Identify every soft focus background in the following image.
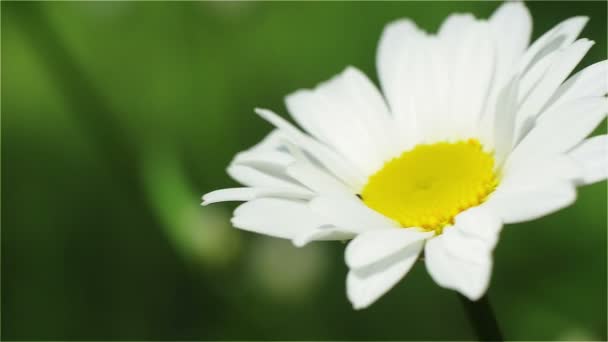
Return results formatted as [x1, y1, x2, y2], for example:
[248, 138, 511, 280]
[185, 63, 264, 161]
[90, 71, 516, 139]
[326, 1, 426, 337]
[2, 1, 606, 340]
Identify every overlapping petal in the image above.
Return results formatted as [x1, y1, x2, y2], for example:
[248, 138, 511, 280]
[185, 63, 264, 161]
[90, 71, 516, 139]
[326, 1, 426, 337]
[425, 207, 501, 300]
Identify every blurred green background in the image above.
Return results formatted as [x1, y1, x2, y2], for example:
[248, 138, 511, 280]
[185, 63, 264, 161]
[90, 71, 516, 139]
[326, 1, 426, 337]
[1, 1, 606, 340]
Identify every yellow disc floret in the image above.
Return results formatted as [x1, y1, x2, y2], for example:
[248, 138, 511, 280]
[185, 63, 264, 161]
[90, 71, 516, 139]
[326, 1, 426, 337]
[361, 139, 498, 233]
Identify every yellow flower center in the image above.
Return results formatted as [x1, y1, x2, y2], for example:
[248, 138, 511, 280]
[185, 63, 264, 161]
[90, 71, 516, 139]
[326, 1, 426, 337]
[361, 139, 498, 233]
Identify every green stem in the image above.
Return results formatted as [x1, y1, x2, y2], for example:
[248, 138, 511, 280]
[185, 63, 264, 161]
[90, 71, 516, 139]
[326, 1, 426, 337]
[458, 294, 503, 341]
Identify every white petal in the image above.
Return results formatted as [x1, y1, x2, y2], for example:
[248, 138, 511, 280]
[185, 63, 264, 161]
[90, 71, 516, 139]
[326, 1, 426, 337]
[347, 240, 424, 309]
[484, 181, 577, 224]
[286, 160, 351, 195]
[425, 206, 500, 300]
[309, 194, 398, 233]
[201, 187, 310, 205]
[285, 67, 397, 176]
[502, 154, 582, 189]
[518, 16, 588, 74]
[229, 130, 297, 182]
[568, 135, 608, 185]
[543, 60, 608, 113]
[238, 129, 288, 154]
[227, 164, 308, 194]
[411, 37, 450, 142]
[345, 228, 433, 269]
[438, 13, 476, 39]
[376, 19, 427, 147]
[203, 188, 257, 205]
[425, 234, 492, 301]
[516, 39, 595, 134]
[518, 51, 558, 104]
[492, 76, 521, 164]
[489, 2, 532, 78]
[483, 3, 531, 124]
[511, 97, 608, 161]
[292, 227, 354, 248]
[255, 108, 367, 189]
[454, 206, 502, 250]
[440, 19, 495, 140]
[233, 150, 294, 170]
[231, 198, 325, 240]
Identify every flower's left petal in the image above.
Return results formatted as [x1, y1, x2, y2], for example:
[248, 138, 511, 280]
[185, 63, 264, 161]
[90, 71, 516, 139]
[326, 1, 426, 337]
[255, 108, 367, 189]
[347, 240, 424, 309]
[203, 188, 257, 205]
[309, 194, 398, 233]
[484, 181, 577, 224]
[286, 160, 352, 195]
[202, 187, 311, 206]
[425, 207, 499, 300]
[227, 164, 308, 193]
[292, 227, 354, 248]
[231, 198, 324, 240]
[345, 228, 433, 269]
[568, 135, 608, 185]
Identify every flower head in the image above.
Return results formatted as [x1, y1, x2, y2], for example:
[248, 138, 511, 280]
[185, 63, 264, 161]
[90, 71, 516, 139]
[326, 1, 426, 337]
[203, 2, 608, 309]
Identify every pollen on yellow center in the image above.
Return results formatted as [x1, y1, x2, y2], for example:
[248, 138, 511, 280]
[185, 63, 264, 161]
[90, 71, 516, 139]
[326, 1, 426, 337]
[361, 139, 498, 233]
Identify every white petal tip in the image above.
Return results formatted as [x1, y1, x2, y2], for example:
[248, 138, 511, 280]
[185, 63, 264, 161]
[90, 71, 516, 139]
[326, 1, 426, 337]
[459, 289, 486, 302]
[351, 302, 369, 310]
[229, 216, 242, 227]
[254, 107, 271, 117]
[291, 238, 308, 248]
[201, 195, 212, 206]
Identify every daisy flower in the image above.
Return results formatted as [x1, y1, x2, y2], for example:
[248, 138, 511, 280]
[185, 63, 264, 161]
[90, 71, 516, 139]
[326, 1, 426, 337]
[203, 2, 607, 309]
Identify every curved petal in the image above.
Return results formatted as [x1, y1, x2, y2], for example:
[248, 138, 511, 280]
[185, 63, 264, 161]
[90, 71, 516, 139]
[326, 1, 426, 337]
[425, 236, 492, 301]
[518, 16, 588, 74]
[347, 240, 424, 309]
[425, 207, 501, 300]
[568, 135, 608, 185]
[454, 206, 502, 249]
[202, 187, 310, 205]
[345, 228, 433, 269]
